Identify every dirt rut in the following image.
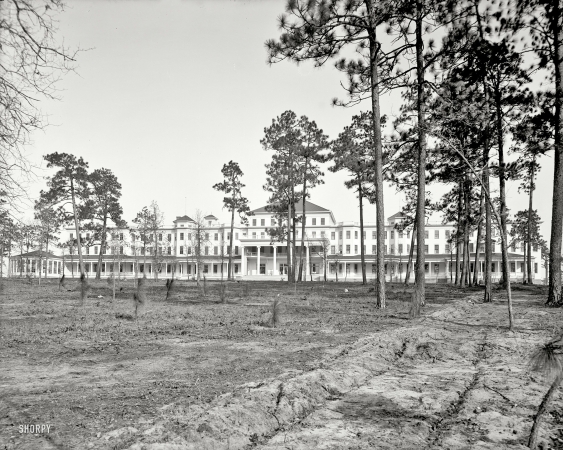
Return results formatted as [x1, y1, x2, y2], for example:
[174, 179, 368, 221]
[112, 296, 562, 450]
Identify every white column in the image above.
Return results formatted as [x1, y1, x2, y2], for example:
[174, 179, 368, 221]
[273, 246, 277, 275]
[257, 246, 261, 275]
[241, 245, 246, 276]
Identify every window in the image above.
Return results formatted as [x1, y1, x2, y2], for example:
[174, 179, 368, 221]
[158, 234, 162, 241]
[203, 265, 209, 274]
[425, 230, 429, 239]
[321, 218, 325, 225]
[424, 245, 429, 253]
[533, 244, 538, 252]
[180, 246, 184, 254]
[252, 232, 256, 238]
[445, 244, 450, 253]
[252, 219, 256, 226]
[390, 245, 394, 254]
[354, 245, 358, 253]
[399, 231, 403, 238]
[346, 231, 351, 239]
[321, 231, 325, 238]
[535, 263, 538, 273]
[435, 230, 439, 239]
[446, 230, 450, 238]
[86, 247, 90, 255]
[346, 245, 350, 254]
[94, 246, 98, 255]
[188, 247, 192, 255]
[435, 244, 439, 254]
[511, 243, 516, 252]
[384, 245, 387, 253]
[120, 246, 124, 255]
[469, 243, 474, 252]
[180, 233, 184, 240]
[425, 263, 429, 273]
[214, 246, 218, 255]
[510, 262, 516, 272]
[312, 218, 317, 225]
[385, 231, 388, 239]
[261, 232, 265, 239]
[391, 230, 395, 239]
[492, 243, 496, 253]
[70, 233, 74, 239]
[312, 231, 316, 238]
[372, 231, 376, 239]
[167, 233, 171, 241]
[339, 231, 343, 239]
[205, 233, 209, 240]
[372, 245, 376, 254]
[331, 245, 335, 254]
[214, 233, 218, 241]
[355, 231, 358, 239]
[188, 233, 192, 240]
[271, 219, 275, 226]
[338, 245, 343, 254]
[235, 246, 239, 255]
[167, 247, 171, 255]
[331, 232, 335, 240]
[205, 247, 209, 255]
[213, 264, 218, 274]
[398, 244, 403, 253]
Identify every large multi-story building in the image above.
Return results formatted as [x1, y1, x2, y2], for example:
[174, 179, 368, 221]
[8, 200, 547, 283]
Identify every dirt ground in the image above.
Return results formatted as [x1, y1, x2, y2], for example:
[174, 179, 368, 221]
[1, 278, 562, 449]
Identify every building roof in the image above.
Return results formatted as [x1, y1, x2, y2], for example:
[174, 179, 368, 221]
[204, 215, 218, 220]
[388, 211, 409, 220]
[14, 250, 60, 259]
[251, 199, 329, 214]
[173, 215, 194, 223]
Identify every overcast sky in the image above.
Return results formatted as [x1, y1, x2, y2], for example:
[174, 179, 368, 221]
[25, 0, 554, 240]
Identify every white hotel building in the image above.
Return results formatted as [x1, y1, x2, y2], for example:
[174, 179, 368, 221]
[9, 200, 546, 283]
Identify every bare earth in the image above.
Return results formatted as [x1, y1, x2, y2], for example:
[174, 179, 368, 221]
[1, 279, 562, 449]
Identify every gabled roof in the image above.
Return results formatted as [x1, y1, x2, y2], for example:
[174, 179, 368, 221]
[173, 215, 194, 223]
[251, 200, 329, 214]
[204, 214, 218, 220]
[388, 211, 409, 220]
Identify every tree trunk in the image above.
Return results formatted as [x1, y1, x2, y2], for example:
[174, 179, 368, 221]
[96, 216, 107, 280]
[548, 14, 563, 305]
[473, 186, 484, 285]
[405, 221, 416, 285]
[287, 203, 292, 282]
[528, 160, 535, 284]
[528, 372, 563, 450]
[412, 1, 426, 316]
[463, 174, 471, 287]
[455, 180, 463, 285]
[523, 243, 527, 283]
[229, 208, 234, 280]
[70, 178, 85, 282]
[367, 0, 386, 308]
[299, 160, 308, 282]
[495, 84, 509, 289]
[359, 180, 367, 285]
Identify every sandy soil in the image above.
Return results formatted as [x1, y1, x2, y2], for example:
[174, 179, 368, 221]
[1, 279, 562, 450]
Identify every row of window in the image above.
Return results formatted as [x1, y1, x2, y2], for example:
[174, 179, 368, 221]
[251, 218, 327, 227]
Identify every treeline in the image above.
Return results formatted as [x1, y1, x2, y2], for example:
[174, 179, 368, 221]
[263, 0, 562, 325]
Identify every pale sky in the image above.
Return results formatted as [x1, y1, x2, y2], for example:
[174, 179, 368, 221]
[24, 0, 554, 240]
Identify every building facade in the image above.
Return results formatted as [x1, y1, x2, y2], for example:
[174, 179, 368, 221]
[8, 200, 547, 283]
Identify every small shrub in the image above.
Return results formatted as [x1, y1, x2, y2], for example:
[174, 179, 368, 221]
[219, 283, 227, 303]
[80, 273, 90, 305]
[271, 298, 282, 328]
[203, 276, 207, 296]
[59, 274, 66, 291]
